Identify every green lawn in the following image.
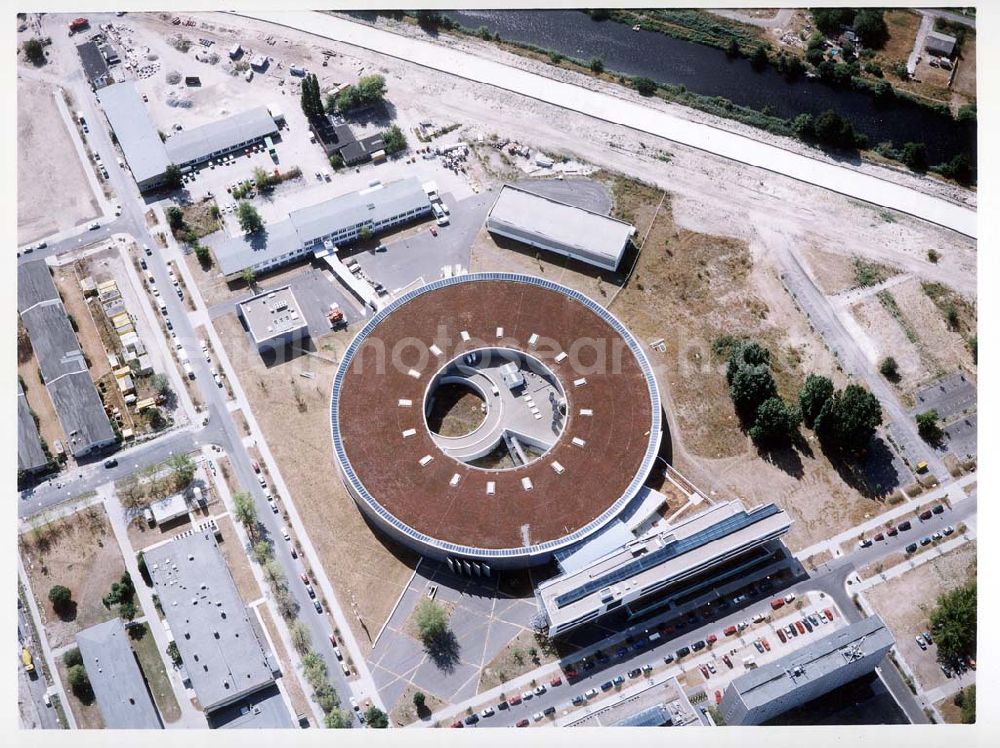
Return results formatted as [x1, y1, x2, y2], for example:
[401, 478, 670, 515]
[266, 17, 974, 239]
[128, 623, 181, 723]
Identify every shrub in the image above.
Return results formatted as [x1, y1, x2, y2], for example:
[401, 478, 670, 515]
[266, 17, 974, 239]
[364, 705, 388, 728]
[24, 38, 45, 64]
[48, 585, 72, 613]
[63, 648, 83, 668]
[67, 664, 93, 701]
[165, 206, 185, 231]
[413, 691, 426, 709]
[414, 599, 449, 644]
[749, 44, 769, 70]
[900, 142, 928, 172]
[916, 410, 943, 443]
[927, 249, 940, 263]
[879, 356, 900, 382]
[381, 124, 408, 155]
[632, 77, 657, 96]
[589, 56, 604, 73]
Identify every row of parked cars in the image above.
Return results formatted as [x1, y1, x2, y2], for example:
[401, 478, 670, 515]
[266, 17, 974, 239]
[452, 678, 564, 727]
[858, 504, 951, 550]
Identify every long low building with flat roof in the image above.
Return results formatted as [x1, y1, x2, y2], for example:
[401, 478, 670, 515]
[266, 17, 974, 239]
[17, 261, 116, 458]
[212, 177, 432, 278]
[486, 184, 636, 271]
[535, 500, 792, 637]
[99, 81, 278, 191]
[720, 614, 895, 725]
[144, 530, 279, 715]
[18, 380, 48, 475]
[75, 619, 162, 729]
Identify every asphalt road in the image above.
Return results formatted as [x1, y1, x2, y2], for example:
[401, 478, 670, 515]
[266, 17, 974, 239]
[23, 47, 359, 725]
[18, 606, 60, 730]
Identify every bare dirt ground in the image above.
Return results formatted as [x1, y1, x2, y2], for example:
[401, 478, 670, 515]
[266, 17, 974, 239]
[802, 248, 867, 296]
[952, 35, 976, 104]
[935, 693, 966, 724]
[212, 311, 418, 653]
[255, 603, 312, 721]
[389, 683, 446, 726]
[851, 295, 929, 392]
[20, 504, 127, 649]
[17, 78, 98, 245]
[215, 514, 262, 605]
[864, 540, 976, 692]
[895, 279, 976, 376]
[477, 628, 560, 694]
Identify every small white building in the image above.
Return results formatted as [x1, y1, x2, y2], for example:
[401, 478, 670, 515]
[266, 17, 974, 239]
[237, 286, 310, 353]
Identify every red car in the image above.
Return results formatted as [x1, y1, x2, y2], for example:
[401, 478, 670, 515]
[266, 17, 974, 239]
[722, 654, 733, 669]
[549, 676, 562, 687]
[715, 690, 722, 705]
[508, 695, 522, 707]
[700, 665, 710, 678]
[329, 633, 337, 647]
[706, 634, 718, 644]
[824, 608, 835, 621]
[252, 461, 261, 473]
[776, 629, 787, 643]
[761, 638, 771, 652]
[874, 532, 884, 541]
[516, 719, 529, 727]
[795, 621, 806, 635]
[451, 721, 463, 728]
[919, 510, 933, 521]
[887, 527, 899, 537]
[300, 573, 309, 585]
[770, 598, 785, 610]
[430, 227, 438, 236]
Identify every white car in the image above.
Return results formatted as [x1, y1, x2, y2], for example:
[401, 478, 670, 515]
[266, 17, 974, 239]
[89, 221, 100, 230]
[521, 690, 533, 701]
[334, 646, 343, 660]
[784, 593, 796, 604]
[584, 688, 599, 699]
[267, 499, 278, 514]
[349, 696, 359, 711]
[280, 526, 290, 541]
[532, 711, 544, 722]
[479, 706, 494, 718]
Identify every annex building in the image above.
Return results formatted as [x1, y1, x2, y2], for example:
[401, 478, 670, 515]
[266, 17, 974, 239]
[486, 184, 636, 271]
[237, 286, 309, 352]
[719, 614, 895, 725]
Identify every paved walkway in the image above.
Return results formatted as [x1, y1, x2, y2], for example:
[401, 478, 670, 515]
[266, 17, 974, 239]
[234, 10, 975, 237]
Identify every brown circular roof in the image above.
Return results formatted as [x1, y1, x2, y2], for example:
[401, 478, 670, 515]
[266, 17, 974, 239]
[331, 274, 660, 560]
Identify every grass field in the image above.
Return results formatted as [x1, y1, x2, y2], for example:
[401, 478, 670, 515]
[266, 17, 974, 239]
[128, 623, 181, 723]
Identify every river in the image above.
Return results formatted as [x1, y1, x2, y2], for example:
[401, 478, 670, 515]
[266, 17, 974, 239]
[443, 9, 975, 166]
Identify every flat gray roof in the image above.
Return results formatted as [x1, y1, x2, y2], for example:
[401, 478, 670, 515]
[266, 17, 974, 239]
[487, 184, 635, 268]
[164, 106, 278, 166]
[206, 684, 294, 729]
[211, 216, 302, 277]
[99, 82, 171, 185]
[77, 41, 110, 84]
[17, 262, 115, 456]
[289, 177, 429, 242]
[730, 615, 894, 709]
[17, 380, 48, 473]
[538, 501, 791, 630]
[75, 620, 162, 729]
[144, 530, 275, 712]
[237, 286, 308, 344]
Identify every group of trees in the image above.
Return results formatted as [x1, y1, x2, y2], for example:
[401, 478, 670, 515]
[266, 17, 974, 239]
[792, 109, 868, 151]
[725, 341, 800, 447]
[299, 73, 324, 121]
[102, 571, 138, 621]
[163, 164, 184, 190]
[811, 8, 888, 49]
[381, 124, 408, 155]
[63, 648, 94, 703]
[930, 580, 976, 669]
[802, 376, 883, 451]
[334, 74, 387, 113]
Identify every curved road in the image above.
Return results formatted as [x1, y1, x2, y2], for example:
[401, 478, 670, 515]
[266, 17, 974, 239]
[233, 10, 975, 238]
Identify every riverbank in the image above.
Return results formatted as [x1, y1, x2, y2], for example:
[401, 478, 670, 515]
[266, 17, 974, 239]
[353, 12, 974, 210]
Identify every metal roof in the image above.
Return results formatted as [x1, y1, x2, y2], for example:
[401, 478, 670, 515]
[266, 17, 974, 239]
[614, 703, 672, 727]
[289, 177, 429, 241]
[210, 215, 303, 277]
[145, 530, 276, 712]
[486, 184, 635, 270]
[164, 106, 278, 166]
[17, 380, 48, 473]
[17, 262, 115, 456]
[75, 620, 162, 729]
[99, 82, 172, 185]
[729, 615, 894, 709]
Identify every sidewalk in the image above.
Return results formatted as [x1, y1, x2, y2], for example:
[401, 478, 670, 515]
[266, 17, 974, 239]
[853, 531, 976, 593]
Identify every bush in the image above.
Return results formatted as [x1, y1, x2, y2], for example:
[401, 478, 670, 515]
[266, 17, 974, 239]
[364, 706, 388, 728]
[725, 341, 776, 419]
[324, 708, 353, 728]
[67, 664, 93, 701]
[24, 38, 45, 64]
[589, 56, 604, 73]
[167, 641, 182, 665]
[194, 244, 212, 268]
[900, 142, 928, 172]
[314, 682, 340, 714]
[63, 648, 83, 668]
[413, 691, 426, 709]
[927, 248, 940, 263]
[336, 74, 387, 112]
[329, 153, 344, 170]
[749, 44, 769, 70]
[892, 62, 909, 80]
[916, 410, 943, 443]
[165, 206, 185, 231]
[878, 356, 900, 382]
[954, 686, 976, 724]
[956, 103, 976, 124]
[414, 599, 449, 644]
[931, 153, 974, 186]
[749, 397, 801, 446]
[632, 77, 657, 96]
[48, 585, 72, 613]
[864, 61, 883, 77]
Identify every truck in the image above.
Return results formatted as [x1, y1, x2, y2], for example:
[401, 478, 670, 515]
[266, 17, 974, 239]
[183, 362, 194, 379]
[770, 598, 785, 610]
[289, 65, 306, 77]
[21, 647, 34, 673]
[69, 17, 90, 34]
[327, 303, 345, 329]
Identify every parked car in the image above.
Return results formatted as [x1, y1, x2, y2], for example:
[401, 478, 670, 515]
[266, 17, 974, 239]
[915, 634, 927, 650]
[268, 499, 278, 514]
[722, 654, 733, 668]
[515, 719, 529, 728]
[549, 676, 562, 687]
[887, 526, 898, 537]
[103, 458, 118, 469]
[89, 221, 100, 230]
[802, 618, 813, 633]
[919, 510, 933, 521]
[464, 714, 479, 725]
[543, 706, 556, 716]
[613, 674, 625, 685]
[691, 640, 706, 652]
[601, 681, 613, 691]
[533, 685, 546, 696]
[507, 695, 521, 707]
[874, 533, 884, 542]
[920, 536, 932, 546]
[858, 538, 872, 549]
[932, 504, 945, 514]
[563, 667, 578, 680]
[699, 665, 710, 679]
[706, 661, 716, 674]
[313, 600, 322, 613]
[480, 706, 495, 718]
[675, 646, 690, 659]
[761, 638, 771, 652]
[706, 633, 718, 644]
[497, 700, 510, 710]
[753, 641, 764, 654]
[795, 621, 805, 635]
[906, 542, 918, 553]
[784, 593, 796, 604]
[776, 629, 787, 643]
[520, 691, 533, 701]
[628, 668, 642, 679]
[923, 631, 933, 644]
[571, 695, 584, 706]
[450, 720, 463, 728]
[943, 525, 955, 536]
[584, 688, 599, 699]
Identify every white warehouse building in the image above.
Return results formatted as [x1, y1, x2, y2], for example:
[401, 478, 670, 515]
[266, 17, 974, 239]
[485, 184, 636, 271]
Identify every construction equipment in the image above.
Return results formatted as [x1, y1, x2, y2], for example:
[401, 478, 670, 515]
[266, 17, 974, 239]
[21, 647, 35, 673]
[327, 303, 345, 329]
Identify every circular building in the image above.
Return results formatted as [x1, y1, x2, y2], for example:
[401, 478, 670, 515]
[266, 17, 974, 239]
[330, 273, 661, 569]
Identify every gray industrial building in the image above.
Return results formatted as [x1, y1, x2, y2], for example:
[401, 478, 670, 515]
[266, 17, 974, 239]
[237, 286, 310, 352]
[17, 380, 48, 474]
[925, 30, 958, 57]
[99, 81, 279, 191]
[77, 41, 111, 88]
[535, 500, 792, 637]
[17, 261, 116, 458]
[212, 177, 432, 278]
[143, 530, 286, 720]
[719, 615, 895, 725]
[75, 619, 163, 729]
[486, 184, 636, 271]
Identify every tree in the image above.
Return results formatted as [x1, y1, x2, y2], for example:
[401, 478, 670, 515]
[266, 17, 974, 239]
[956, 103, 976, 124]
[329, 152, 344, 170]
[194, 243, 212, 268]
[413, 691, 426, 709]
[48, 585, 73, 614]
[873, 79, 895, 105]
[336, 74, 387, 112]
[726, 341, 776, 419]
[792, 113, 815, 140]
[364, 705, 388, 728]
[930, 581, 976, 667]
[805, 47, 825, 67]
[290, 621, 312, 655]
[63, 648, 83, 668]
[785, 55, 806, 79]
[314, 682, 340, 713]
[415, 10, 443, 28]
[233, 491, 258, 535]
[252, 540, 271, 565]
[301, 651, 327, 688]
[167, 453, 195, 489]
[725, 37, 740, 57]
[67, 664, 93, 701]
[324, 708, 353, 728]
[726, 341, 770, 382]
[24, 38, 45, 65]
[358, 226, 373, 242]
[811, 9, 855, 36]
[414, 599, 449, 644]
[749, 44, 769, 70]
[103, 571, 137, 620]
[167, 641, 182, 665]
[163, 164, 184, 190]
[241, 267, 256, 288]
[814, 384, 883, 451]
[589, 56, 604, 73]
[954, 686, 976, 724]
[879, 356, 900, 382]
[151, 373, 170, 395]
[237, 201, 263, 234]
[749, 398, 801, 446]
[300, 74, 323, 120]
[916, 410, 943, 443]
[932, 153, 974, 186]
[252, 166, 273, 191]
[165, 206, 185, 231]
[632, 77, 657, 96]
[853, 9, 889, 49]
[381, 124, 408, 154]
[900, 142, 928, 172]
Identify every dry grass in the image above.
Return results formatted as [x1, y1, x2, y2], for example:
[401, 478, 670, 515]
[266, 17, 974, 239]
[851, 296, 929, 392]
[256, 603, 313, 722]
[178, 199, 222, 239]
[935, 694, 964, 724]
[952, 34, 976, 102]
[20, 504, 127, 649]
[427, 384, 486, 437]
[879, 10, 922, 66]
[18, 354, 65, 461]
[56, 658, 104, 729]
[477, 629, 558, 693]
[128, 622, 181, 723]
[214, 514, 262, 604]
[864, 540, 976, 691]
[212, 311, 418, 654]
[802, 248, 861, 295]
[389, 684, 447, 726]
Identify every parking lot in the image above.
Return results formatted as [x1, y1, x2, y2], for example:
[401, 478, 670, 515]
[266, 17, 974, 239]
[909, 372, 977, 460]
[513, 177, 612, 215]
